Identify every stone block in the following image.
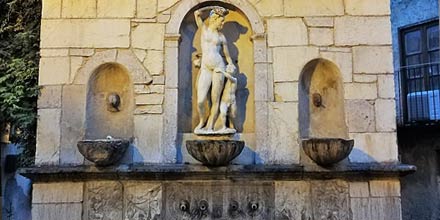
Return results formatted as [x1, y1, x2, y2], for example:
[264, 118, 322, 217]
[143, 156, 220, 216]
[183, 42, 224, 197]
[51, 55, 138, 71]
[275, 181, 311, 219]
[274, 82, 298, 102]
[164, 46, 178, 88]
[267, 102, 300, 164]
[267, 18, 308, 47]
[161, 88, 178, 163]
[254, 63, 270, 101]
[116, 50, 153, 84]
[60, 85, 86, 165]
[134, 105, 163, 114]
[378, 75, 395, 98]
[132, 23, 165, 50]
[124, 182, 162, 219]
[157, 0, 179, 12]
[62, 0, 96, 18]
[370, 197, 402, 220]
[97, 0, 135, 18]
[370, 180, 401, 197]
[39, 57, 70, 85]
[353, 46, 393, 73]
[249, 0, 283, 17]
[149, 85, 165, 94]
[144, 50, 164, 75]
[133, 49, 147, 62]
[135, 94, 164, 105]
[38, 86, 62, 108]
[351, 198, 371, 220]
[345, 99, 375, 132]
[157, 13, 171, 23]
[69, 48, 95, 56]
[335, 17, 392, 46]
[349, 182, 370, 198]
[73, 49, 117, 84]
[284, 0, 344, 16]
[33, 182, 84, 203]
[304, 17, 334, 27]
[133, 115, 163, 163]
[310, 180, 350, 219]
[41, 19, 130, 48]
[153, 75, 165, 85]
[273, 47, 319, 82]
[353, 74, 377, 83]
[320, 51, 352, 82]
[375, 99, 396, 132]
[70, 57, 84, 84]
[344, 0, 390, 15]
[32, 203, 82, 220]
[349, 132, 398, 162]
[309, 28, 333, 46]
[40, 49, 69, 57]
[42, 0, 61, 18]
[344, 83, 377, 100]
[36, 109, 61, 165]
[84, 181, 123, 220]
[137, 0, 157, 18]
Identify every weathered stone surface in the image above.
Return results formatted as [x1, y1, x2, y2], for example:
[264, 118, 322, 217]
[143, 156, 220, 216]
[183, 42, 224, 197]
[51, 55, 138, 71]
[137, 0, 157, 18]
[39, 57, 70, 85]
[133, 114, 163, 163]
[124, 182, 162, 220]
[60, 85, 86, 165]
[249, 0, 283, 17]
[153, 75, 165, 85]
[36, 109, 61, 165]
[304, 17, 334, 27]
[38, 86, 62, 108]
[309, 28, 333, 46]
[275, 181, 311, 220]
[74, 49, 117, 84]
[335, 17, 392, 46]
[273, 47, 319, 82]
[157, 0, 179, 12]
[132, 23, 164, 50]
[320, 51, 352, 82]
[33, 203, 82, 220]
[157, 13, 171, 23]
[164, 46, 178, 88]
[353, 74, 377, 83]
[42, 0, 61, 18]
[370, 180, 401, 197]
[353, 46, 393, 73]
[349, 132, 398, 162]
[116, 49, 153, 84]
[70, 57, 84, 83]
[344, 0, 390, 15]
[97, 0, 135, 18]
[70, 48, 95, 56]
[136, 94, 164, 105]
[310, 180, 350, 219]
[284, 0, 344, 16]
[345, 99, 375, 132]
[349, 182, 370, 198]
[344, 83, 377, 100]
[33, 182, 83, 203]
[274, 82, 298, 102]
[378, 75, 395, 98]
[351, 198, 371, 220]
[62, 0, 96, 18]
[371, 197, 402, 220]
[84, 181, 123, 220]
[144, 50, 164, 75]
[267, 18, 308, 47]
[267, 102, 300, 164]
[149, 85, 165, 94]
[133, 49, 147, 62]
[375, 99, 396, 132]
[134, 105, 163, 114]
[40, 49, 69, 57]
[41, 20, 130, 48]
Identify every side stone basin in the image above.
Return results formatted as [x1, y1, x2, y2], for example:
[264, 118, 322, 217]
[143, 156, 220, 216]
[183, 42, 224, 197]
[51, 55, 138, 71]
[186, 140, 245, 166]
[302, 138, 354, 166]
[77, 139, 129, 166]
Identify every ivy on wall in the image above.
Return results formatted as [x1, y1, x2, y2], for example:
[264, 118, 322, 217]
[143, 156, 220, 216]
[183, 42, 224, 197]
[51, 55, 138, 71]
[0, 0, 41, 166]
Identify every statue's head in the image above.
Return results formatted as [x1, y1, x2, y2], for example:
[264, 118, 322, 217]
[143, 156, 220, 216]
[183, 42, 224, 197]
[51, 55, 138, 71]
[208, 7, 229, 30]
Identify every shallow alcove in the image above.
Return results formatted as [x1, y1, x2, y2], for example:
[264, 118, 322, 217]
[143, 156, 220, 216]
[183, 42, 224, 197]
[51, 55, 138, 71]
[85, 62, 134, 139]
[177, 2, 255, 134]
[299, 58, 348, 139]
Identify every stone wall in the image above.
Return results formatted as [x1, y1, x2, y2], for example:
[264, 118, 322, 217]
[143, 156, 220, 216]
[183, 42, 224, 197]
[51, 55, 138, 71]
[36, 0, 398, 166]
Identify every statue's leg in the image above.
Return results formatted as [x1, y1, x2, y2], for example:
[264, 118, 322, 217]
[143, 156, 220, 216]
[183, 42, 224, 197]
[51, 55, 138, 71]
[219, 101, 228, 130]
[195, 68, 212, 130]
[228, 98, 237, 129]
[206, 71, 225, 131]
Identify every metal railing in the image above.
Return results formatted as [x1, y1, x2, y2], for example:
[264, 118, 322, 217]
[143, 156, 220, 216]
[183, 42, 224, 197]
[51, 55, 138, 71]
[397, 62, 440, 126]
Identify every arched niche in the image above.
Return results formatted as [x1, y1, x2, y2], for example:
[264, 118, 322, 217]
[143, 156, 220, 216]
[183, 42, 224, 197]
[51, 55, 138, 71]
[299, 59, 348, 139]
[177, 2, 254, 133]
[85, 62, 134, 139]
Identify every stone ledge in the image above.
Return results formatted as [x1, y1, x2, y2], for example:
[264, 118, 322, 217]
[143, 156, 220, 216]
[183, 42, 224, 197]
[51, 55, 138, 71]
[20, 163, 416, 182]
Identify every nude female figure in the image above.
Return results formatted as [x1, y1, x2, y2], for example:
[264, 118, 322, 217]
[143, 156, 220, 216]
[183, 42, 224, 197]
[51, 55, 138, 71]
[194, 6, 236, 134]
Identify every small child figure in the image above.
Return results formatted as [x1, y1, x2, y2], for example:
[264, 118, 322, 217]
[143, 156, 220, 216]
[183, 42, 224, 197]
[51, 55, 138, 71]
[214, 64, 237, 134]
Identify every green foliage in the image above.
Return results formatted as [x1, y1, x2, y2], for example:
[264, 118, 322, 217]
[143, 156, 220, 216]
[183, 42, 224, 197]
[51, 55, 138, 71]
[0, 0, 41, 166]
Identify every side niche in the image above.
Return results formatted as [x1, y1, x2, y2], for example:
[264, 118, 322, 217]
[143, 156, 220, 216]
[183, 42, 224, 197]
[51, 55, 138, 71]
[85, 62, 134, 139]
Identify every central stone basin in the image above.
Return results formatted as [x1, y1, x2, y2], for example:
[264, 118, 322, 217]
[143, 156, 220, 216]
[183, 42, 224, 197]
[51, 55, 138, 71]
[186, 140, 245, 166]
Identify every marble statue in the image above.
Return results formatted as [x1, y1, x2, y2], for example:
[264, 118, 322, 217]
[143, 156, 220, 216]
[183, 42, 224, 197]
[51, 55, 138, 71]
[193, 6, 238, 135]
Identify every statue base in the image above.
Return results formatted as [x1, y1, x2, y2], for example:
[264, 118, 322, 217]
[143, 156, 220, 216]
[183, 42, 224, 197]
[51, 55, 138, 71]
[194, 127, 237, 135]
